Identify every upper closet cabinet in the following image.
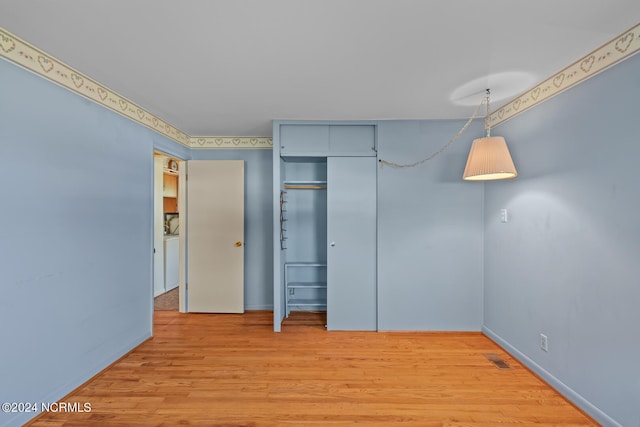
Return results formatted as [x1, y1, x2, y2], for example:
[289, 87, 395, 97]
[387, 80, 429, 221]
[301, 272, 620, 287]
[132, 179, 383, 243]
[328, 125, 376, 155]
[280, 124, 376, 157]
[280, 125, 329, 156]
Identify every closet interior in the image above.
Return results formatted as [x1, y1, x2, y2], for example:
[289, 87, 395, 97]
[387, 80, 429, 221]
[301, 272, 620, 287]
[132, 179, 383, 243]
[280, 158, 328, 317]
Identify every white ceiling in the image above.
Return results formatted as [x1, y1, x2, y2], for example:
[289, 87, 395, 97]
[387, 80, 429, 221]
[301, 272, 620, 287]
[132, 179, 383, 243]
[1, 1, 639, 137]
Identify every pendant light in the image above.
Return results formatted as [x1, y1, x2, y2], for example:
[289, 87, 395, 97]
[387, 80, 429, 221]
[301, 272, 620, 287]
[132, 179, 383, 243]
[463, 89, 517, 181]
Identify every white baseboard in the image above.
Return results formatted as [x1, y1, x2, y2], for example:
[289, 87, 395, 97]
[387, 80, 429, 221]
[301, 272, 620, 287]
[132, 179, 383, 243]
[3, 333, 151, 427]
[482, 325, 620, 427]
[244, 304, 273, 311]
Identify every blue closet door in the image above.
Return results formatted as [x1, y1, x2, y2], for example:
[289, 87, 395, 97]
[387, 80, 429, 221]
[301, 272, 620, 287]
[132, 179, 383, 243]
[327, 157, 377, 330]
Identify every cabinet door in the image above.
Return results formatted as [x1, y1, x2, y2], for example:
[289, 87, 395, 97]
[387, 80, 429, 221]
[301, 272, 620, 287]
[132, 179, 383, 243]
[279, 124, 376, 157]
[280, 125, 329, 156]
[163, 173, 178, 197]
[327, 157, 377, 330]
[329, 125, 376, 156]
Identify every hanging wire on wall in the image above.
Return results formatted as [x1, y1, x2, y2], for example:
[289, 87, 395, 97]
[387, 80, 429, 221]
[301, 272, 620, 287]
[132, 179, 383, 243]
[378, 94, 488, 169]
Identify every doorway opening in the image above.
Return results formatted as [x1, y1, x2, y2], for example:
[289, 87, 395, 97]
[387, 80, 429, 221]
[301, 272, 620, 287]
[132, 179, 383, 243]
[153, 151, 182, 311]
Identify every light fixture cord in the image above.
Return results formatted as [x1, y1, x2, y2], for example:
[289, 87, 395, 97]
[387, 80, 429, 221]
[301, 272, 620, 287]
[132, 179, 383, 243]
[485, 88, 491, 137]
[379, 96, 488, 169]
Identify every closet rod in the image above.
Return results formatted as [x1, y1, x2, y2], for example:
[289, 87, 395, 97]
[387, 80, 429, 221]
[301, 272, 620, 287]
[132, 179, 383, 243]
[283, 185, 327, 190]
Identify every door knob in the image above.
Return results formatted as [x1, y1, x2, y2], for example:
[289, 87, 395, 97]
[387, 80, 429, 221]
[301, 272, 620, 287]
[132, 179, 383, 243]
[330, 241, 335, 247]
[235, 241, 242, 247]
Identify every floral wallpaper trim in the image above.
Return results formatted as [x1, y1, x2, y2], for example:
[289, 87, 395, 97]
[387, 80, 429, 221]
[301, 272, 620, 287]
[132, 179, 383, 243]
[188, 137, 273, 149]
[488, 22, 640, 128]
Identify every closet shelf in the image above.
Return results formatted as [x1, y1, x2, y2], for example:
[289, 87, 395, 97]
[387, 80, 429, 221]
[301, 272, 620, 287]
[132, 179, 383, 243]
[288, 299, 327, 307]
[285, 262, 327, 267]
[287, 281, 327, 289]
[283, 180, 327, 190]
[284, 263, 327, 317]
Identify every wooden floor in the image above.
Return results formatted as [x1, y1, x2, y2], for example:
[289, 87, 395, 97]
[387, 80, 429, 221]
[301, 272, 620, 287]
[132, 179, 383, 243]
[28, 311, 598, 427]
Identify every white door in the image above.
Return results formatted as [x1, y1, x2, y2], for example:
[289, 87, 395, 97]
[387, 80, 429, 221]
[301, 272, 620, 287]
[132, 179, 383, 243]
[186, 160, 244, 313]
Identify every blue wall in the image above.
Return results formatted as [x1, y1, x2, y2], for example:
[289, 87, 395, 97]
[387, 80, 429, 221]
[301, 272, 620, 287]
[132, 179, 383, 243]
[377, 120, 485, 330]
[482, 53, 640, 426]
[3, 35, 637, 426]
[0, 58, 186, 427]
[190, 149, 273, 309]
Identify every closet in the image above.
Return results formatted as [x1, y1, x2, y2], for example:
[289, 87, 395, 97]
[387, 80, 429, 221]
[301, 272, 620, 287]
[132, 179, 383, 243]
[274, 122, 377, 331]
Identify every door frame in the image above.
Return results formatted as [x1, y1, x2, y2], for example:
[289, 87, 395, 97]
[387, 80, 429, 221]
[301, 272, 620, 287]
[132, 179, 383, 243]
[152, 150, 187, 317]
[178, 160, 187, 312]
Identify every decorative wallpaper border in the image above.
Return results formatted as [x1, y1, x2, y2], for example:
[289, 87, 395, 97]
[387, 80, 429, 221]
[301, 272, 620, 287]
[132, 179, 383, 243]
[188, 136, 273, 149]
[489, 22, 640, 128]
[2, 22, 639, 145]
[0, 27, 194, 146]
[0, 26, 272, 149]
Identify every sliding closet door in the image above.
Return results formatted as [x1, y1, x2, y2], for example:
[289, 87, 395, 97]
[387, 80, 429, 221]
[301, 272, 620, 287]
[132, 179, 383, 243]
[327, 157, 377, 330]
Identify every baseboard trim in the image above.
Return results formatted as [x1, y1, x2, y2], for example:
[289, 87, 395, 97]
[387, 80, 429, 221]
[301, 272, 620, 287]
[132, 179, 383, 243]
[482, 325, 620, 427]
[245, 304, 273, 311]
[16, 333, 151, 427]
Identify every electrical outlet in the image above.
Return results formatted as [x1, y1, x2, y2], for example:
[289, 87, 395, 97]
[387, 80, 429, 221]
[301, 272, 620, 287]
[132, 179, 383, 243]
[540, 333, 548, 352]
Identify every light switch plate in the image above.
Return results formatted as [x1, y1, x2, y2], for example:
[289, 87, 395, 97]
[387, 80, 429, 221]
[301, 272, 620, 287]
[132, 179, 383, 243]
[500, 208, 508, 223]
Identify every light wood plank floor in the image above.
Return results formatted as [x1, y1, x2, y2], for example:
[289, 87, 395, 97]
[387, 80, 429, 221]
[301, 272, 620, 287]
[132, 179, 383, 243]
[28, 311, 598, 426]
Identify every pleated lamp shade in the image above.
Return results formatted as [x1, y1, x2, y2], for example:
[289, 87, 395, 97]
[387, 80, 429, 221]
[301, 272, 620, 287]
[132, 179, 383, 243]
[463, 136, 517, 181]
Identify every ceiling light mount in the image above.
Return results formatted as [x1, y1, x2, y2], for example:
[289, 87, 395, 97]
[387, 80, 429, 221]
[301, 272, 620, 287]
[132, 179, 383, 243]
[450, 71, 537, 107]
